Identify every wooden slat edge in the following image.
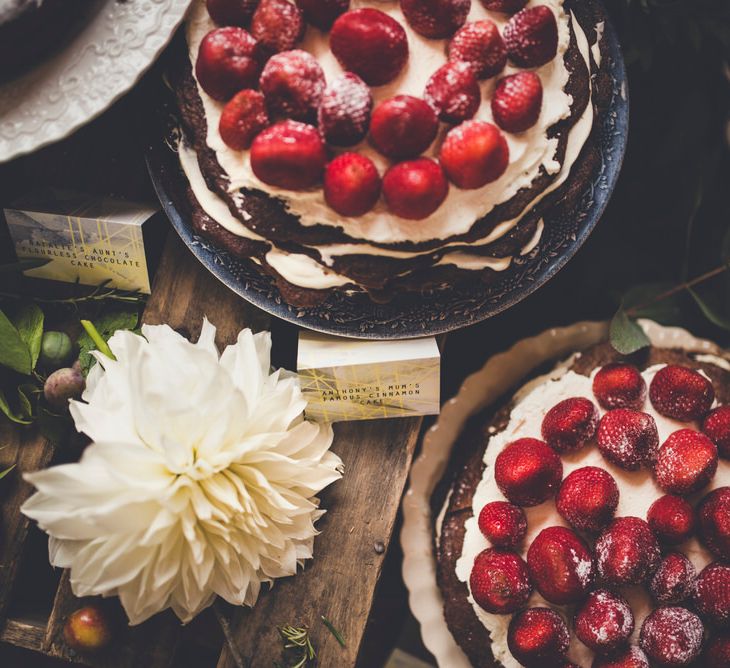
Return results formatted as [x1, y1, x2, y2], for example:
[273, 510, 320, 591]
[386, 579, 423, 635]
[1, 618, 45, 652]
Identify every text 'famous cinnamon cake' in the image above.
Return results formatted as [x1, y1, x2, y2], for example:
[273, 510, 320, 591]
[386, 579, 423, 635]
[435, 342, 730, 667]
[173, 0, 612, 306]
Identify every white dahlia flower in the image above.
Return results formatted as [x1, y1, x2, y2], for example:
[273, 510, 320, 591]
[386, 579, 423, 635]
[22, 320, 341, 625]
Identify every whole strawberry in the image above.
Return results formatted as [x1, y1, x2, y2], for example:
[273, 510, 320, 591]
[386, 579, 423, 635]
[251, 0, 304, 54]
[469, 548, 532, 614]
[370, 95, 439, 160]
[439, 120, 509, 189]
[574, 589, 634, 655]
[649, 364, 715, 421]
[556, 466, 618, 533]
[503, 6, 558, 68]
[597, 408, 659, 470]
[649, 552, 696, 605]
[507, 607, 570, 666]
[259, 50, 325, 121]
[296, 0, 348, 30]
[206, 0, 259, 27]
[703, 405, 730, 459]
[698, 487, 730, 560]
[330, 9, 409, 86]
[639, 607, 704, 666]
[448, 20, 506, 80]
[647, 494, 696, 544]
[324, 153, 381, 217]
[424, 61, 481, 124]
[318, 73, 373, 146]
[693, 562, 730, 627]
[195, 27, 262, 101]
[494, 437, 562, 507]
[595, 517, 660, 586]
[382, 158, 449, 220]
[250, 120, 327, 189]
[478, 500, 527, 548]
[541, 396, 598, 454]
[527, 526, 594, 604]
[401, 0, 470, 39]
[219, 90, 270, 150]
[492, 71, 543, 133]
[479, 0, 528, 14]
[654, 428, 718, 496]
[592, 647, 650, 668]
[593, 362, 647, 410]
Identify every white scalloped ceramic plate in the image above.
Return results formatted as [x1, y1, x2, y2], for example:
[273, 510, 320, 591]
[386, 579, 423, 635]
[0, 0, 192, 163]
[400, 320, 727, 667]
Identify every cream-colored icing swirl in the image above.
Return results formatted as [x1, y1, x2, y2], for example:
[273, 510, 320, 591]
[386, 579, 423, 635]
[180, 0, 597, 289]
[454, 363, 729, 668]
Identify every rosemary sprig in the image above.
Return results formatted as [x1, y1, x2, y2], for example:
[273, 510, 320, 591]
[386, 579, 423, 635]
[320, 616, 346, 648]
[277, 625, 316, 668]
[0, 282, 146, 307]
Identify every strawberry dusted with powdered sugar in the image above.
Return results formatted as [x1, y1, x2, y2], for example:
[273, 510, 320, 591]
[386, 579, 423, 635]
[593, 362, 647, 410]
[448, 20, 507, 80]
[574, 589, 634, 655]
[639, 607, 704, 667]
[507, 608, 570, 666]
[597, 408, 659, 470]
[424, 61, 481, 124]
[503, 5, 558, 68]
[697, 487, 730, 560]
[649, 552, 696, 605]
[318, 73, 373, 147]
[595, 517, 661, 586]
[478, 501, 527, 548]
[492, 71, 543, 133]
[296, 0, 348, 30]
[401, 0, 470, 39]
[541, 396, 598, 454]
[647, 494, 696, 544]
[494, 437, 562, 507]
[219, 90, 270, 150]
[206, 0, 259, 27]
[260, 50, 326, 121]
[654, 428, 718, 496]
[469, 548, 532, 614]
[370, 95, 439, 160]
[251, 0, 304, 55]
[649, 364, 715, 421]
[703, 405, 730, 459]
[556, 466, 618, 533]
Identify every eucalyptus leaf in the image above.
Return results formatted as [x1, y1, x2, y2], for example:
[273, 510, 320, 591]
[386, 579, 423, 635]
[0, 310, 31, 375]
[0, 258, 51, 274]
[0, 387, 32, 425]
[11, 303, 44, 370]
[689, 288, 730, 331]
[609, 308, 651, 355]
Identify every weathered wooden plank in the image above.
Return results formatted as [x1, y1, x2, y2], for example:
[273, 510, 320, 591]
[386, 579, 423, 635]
[217, 415, 424, 668]
[0, 422, 54, 619]
[0, 618, 45, 652]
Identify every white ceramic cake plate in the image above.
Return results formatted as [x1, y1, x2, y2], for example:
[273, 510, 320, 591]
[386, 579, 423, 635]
[0, 0, 193, 163]
[400, 320, 728, 667]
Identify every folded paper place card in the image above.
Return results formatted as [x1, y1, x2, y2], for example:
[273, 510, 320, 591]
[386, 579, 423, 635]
[4, 189, 161, 293]
[297, 332, 441, 422]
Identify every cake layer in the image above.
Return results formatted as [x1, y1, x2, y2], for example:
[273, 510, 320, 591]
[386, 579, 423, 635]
[173, 0, 609, 301]
[436, 343, 730, 668]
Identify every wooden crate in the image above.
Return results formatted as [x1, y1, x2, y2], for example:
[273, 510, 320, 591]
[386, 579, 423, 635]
[0, 234, 431, 667]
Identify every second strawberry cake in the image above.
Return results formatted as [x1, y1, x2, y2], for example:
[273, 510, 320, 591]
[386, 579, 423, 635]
[173, 0, 613, 305]
[436, 342, 730, 667]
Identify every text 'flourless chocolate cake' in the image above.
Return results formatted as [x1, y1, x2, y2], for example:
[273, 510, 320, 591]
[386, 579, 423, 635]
[173, 0, 612, 306]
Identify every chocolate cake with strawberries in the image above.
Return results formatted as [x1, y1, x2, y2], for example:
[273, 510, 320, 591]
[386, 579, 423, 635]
[172, 0, 614, 306]
[435, 342, 730, 667]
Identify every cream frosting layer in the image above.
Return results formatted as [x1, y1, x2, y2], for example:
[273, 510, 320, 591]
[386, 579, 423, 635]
[181, 0, 597, 289]
[454, 361, 729, 668]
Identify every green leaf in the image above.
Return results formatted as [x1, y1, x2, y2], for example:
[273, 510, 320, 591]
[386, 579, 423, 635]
[0, 310, 31, 375]
[0, 387, 32, 425]
[0, 464, 15, 481]
[610, 308, 651, 355]
[0, 258, 51, 274]
[689, 287, 730, 331]
[622, 282, 683, 325]
[11, 304, 44, 370]
[17, 383, 37, 419]
[77, 307, 139, 375]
